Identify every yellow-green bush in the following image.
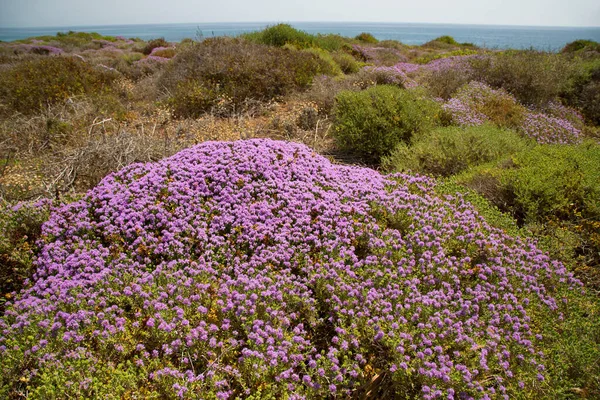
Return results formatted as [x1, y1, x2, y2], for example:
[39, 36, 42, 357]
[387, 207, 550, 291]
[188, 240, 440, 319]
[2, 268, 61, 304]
[0, 56, 117, 114]
[302, 47, 342, 76]
[383, 125, 532, 176]
[241, 24, 315, 48]
[355, 32, 378, 44]
[333, 85, 441, 162]
[456, 141, 600, 277]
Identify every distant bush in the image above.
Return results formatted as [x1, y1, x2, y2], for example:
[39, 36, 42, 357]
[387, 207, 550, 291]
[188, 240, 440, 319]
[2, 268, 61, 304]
[333, 85, 441, 162]
[469, 51, 573, 106]
[562, 59, 600, 125]
[150, 47, 176, 58]
[355, 32, 378, 44]
[29, 31, 117, 51]
[161, 38, 329, 117]
[419, 57, 476, 99]
[302, 47, 342, 75]
[562, 39, 600, 53]
[377, 40, 406, 50]
[242, 24, 315, 48]
[433, 35, 459, 45]
[442, 81, 526, 128]
[313, 34, 352, 51]
[331, 51, 361, 74]
[423, 36, 460, 49]
[142, 37, 169, 55]
[0, 56, 117, 114]
[383, 125, 532, 176]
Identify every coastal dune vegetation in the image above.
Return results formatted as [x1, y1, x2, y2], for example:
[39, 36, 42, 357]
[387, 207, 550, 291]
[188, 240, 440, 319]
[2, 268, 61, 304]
[0, 24, 599, 399]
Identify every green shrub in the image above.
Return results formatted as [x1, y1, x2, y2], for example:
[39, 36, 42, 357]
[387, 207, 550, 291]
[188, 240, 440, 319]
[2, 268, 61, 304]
[242, 24, 315, 48]
[355, 32, 378, 44]
[313, 34, 352, 51]
[0, 56, 117, 114]
[0, 199, 52, 313]
[378, 40, 406, 50]
[436, 181, 600, 398]
[434, 35, 459, 45]
[161, 38, 329, 118]
[333, 85, 441, 162]
[141, 37, 169, 55]
[151, 47, 176, 58]
[469, 51, 573, 106]
[423, 36, 460, 49]
[456, 141, 600, 274]
[302, 47, 342, 76]
[383, 125, 532, 176]
[562, 39, 600, 53]
[331, 51, 361, 74]
[459, 142, 600, 222]
[562, 59, 600, 125]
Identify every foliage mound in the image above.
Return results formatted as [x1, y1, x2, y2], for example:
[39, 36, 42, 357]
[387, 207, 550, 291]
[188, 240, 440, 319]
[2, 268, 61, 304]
[355, 33, 378, 44]
[242, 24, 316, 49]
[161, 38, 329, 117]
[519, 112, 582, 145]
[0, 139, 593, 399]
[457, 141, 600, 277]
[561, 40, 600, 54]
[333, 85, 441, 162]
[0, 56, 117, 114]
[469, 52, 572, 106]
[142, 38, 170, 55]
[0, 199, 53, 312]
[562, 59, 600, 125]
[442, 82, 526, 129]
[383, 125, 532, 176]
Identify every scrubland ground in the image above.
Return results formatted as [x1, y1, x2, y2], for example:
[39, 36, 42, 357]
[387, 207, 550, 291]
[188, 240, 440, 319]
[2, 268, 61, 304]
[0, 27, 600, 399]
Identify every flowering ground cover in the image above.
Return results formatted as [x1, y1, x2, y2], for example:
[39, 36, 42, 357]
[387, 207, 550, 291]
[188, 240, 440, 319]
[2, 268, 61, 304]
[0, 139, 587, 399]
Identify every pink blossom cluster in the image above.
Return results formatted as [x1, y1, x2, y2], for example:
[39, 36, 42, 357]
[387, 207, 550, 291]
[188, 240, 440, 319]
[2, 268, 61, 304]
[364, 56, 476, 90]
[520, 112, 583, 145]
[0, 140, 580, 398]
[14, 44, 64, 55]
[441, 82, 518, 127]
[136, 55, 171, 64]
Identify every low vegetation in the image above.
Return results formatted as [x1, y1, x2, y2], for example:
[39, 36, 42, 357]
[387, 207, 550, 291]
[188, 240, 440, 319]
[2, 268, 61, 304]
[333, 85, 441, 162]
[161, 37, 331, 118]
[0, 27, 599, 399]
[382, 124, 532, 176]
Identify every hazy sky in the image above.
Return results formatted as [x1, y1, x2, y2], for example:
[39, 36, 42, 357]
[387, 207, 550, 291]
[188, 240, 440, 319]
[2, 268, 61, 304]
[1, 0, 599, 28]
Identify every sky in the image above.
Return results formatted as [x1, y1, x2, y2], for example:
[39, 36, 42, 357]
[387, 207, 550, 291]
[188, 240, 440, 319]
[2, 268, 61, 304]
[0, 0, 599, 28]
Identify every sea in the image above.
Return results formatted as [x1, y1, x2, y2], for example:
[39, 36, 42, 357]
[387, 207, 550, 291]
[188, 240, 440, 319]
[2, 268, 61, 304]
[1, 22, 600, 51]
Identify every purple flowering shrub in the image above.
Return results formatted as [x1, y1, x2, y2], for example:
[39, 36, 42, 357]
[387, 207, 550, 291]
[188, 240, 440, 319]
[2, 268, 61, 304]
[442, 82, 526, 129]
[142, 38, 170, 55]
[363, 56, 476, 92]
[0, 140, 584, 398]
[13, 44, 64, 56]
[519, 112, 583, 145]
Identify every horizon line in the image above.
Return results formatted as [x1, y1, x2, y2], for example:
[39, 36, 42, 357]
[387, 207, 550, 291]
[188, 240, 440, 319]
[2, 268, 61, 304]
[2, 20, 600, 30]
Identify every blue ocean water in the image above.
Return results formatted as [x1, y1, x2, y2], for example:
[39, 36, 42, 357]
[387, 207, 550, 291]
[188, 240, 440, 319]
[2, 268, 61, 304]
[1, 22, 599, 51]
